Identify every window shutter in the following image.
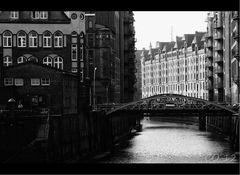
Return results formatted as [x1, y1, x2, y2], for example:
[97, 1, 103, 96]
[64, 35, 67, 47]
[39, 34, 42, 47]
[13, 34, 16, 47]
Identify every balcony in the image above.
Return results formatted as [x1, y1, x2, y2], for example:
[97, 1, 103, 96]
[213, 21, 223, 29]
[214, 44, 223, 51]
[233, 32, 239, 40]
[233, 11, 239, 20]
[207, 70, 213, 78]
[206, 51, 213, 58]
[206, 40, 213, 48]
[214, 78, 223, 89]
[205, 32, 213, 38]
[214, 56, 223, 63]
[206, 59, 213, 68]
[214, 33, 223, 40]
[214, 66, 223, 74]
[207, 81, 213, 90]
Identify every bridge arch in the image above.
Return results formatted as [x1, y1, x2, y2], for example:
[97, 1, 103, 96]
[106, 94, 238, 116]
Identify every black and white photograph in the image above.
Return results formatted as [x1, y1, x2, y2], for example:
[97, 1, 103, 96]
[0, 9, 239, 174]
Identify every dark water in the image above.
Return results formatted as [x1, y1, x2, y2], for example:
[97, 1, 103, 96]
[94, 118, 239, 163]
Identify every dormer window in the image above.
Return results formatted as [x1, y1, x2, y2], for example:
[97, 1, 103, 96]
[10, 11, 19, 19]
[40, 11, 48, 19]
[32, 11, 40, 19]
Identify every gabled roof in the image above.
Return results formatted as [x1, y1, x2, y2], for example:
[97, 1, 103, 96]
[5, 61, 78, 77]
[0, 11, 71, 24]
[182, 34, 195, 47]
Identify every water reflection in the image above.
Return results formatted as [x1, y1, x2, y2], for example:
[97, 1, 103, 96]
[96, 119, 239, 163]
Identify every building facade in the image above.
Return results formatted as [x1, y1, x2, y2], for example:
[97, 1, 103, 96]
[85, 11, 136, 105]
[141, 32, 208, 100]
[205, 11, 239, 105]
[0, 11, 86, 112]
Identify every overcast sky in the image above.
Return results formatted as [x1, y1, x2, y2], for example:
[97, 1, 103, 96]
[134, 11, 209, 50]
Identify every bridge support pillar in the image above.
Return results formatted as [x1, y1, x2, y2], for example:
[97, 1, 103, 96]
[199, 112, 206, 131]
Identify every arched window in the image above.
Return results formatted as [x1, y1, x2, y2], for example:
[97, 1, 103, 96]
[29, 31, 38, 47]
[3, 31, 12, 47]
[43, 56, 52, 66]
[17, 56, 27, 64]
[54, 31, 63, 47]
[43, 31, 52, 47]
[54, 56, 63, 69]
[3, 56, 12, 66]
[17, 31, 26, 47]
[28, 56, 38, 62]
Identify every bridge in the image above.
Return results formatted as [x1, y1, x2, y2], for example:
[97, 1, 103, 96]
[102, 94, 239, 151]
[106, 94, 238, 115]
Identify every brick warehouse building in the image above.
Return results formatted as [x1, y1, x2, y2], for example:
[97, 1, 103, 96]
[0, 11, 86, 113]
[141, 31, 208, 100]
[85, 11, 136, 104]
[205, 11, 239, 105]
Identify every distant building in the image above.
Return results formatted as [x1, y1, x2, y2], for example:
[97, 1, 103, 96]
[141, 31, 208, 100]
[0, 11, 86, 112]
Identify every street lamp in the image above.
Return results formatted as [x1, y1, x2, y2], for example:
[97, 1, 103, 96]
[93, 67, 97, 110]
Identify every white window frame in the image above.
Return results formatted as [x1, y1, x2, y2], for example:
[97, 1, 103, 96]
[4, 78, 13, 86]
[54, 56, 63, 69]
[17, 32, 26, 47]
[71, 44, 77, 61]
[41, 78, 50, 86]
[43, 56, 52, 66]
[54, 32, 63, 47]
[17, 56, 26, 64]
[15, 78, 24, 86]
[32, 11, 40, 19]
[10, 11, 19, 19]
[3, 31, 12, 47]
[3, 56, 12, 66]
[71, 68, 78, 73]
[43, 32, 52, 47]
[29, 32, 38, 47]
[40, 11, 48, 19]
[31, 78, 40, 86]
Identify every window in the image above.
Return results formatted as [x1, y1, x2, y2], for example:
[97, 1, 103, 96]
[71, 44, 77, 61]
[89, 21, 93, 28]
[54, 32, 63, 47]
[43, 31, 52, 47]
[17, 31, 26, 47]
[29, 31, 38, 47]
[41, 78, 50, 86]
[3, 56, 12, 66]
[43, 56, 52, 66]
[4, 78, 13, 86]
[15, 78, 24, 86]
[72, 68, 78, 73]
[3, 31, 12, 47]
[31, 78, 40, 86]
[87, 33, 94, 47]
[17, 56, 27, 64]
[40, 11, 48, 19]
[10, 11, 19, 19]
[28, 56, 38, 62]
[54, 56, 63, 69]
[32, 11, 40, 19]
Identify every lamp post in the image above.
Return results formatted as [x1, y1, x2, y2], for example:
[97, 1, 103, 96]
[93, 67, 97, 110]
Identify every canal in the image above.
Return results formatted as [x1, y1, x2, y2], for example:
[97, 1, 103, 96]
[92, 118, 239, 163]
